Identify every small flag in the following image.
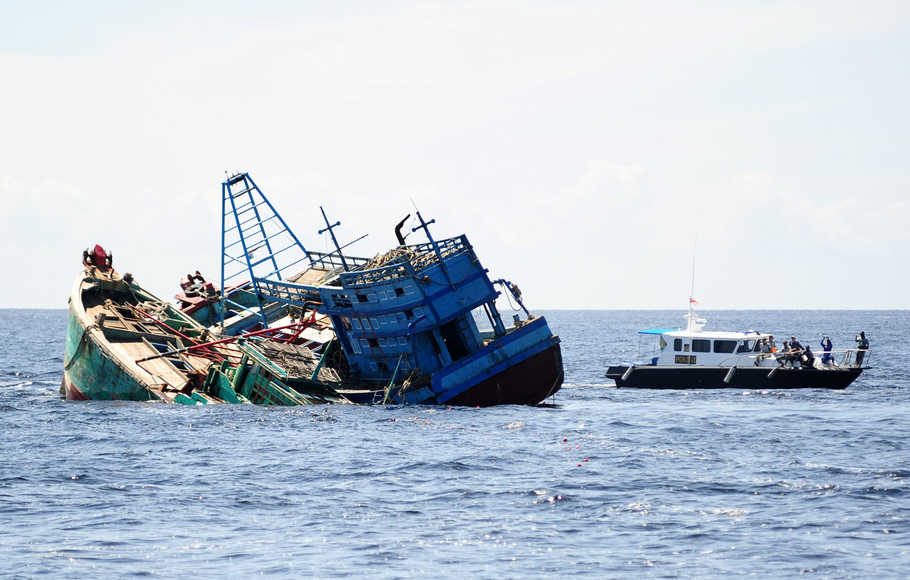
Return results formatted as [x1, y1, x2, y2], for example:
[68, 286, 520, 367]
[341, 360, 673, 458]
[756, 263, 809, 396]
[689, 297, 698, 305]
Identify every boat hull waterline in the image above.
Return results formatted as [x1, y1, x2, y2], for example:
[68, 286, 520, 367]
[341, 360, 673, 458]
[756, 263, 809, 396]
[446, 341, 563, 406]
[605, 365, 863, 390]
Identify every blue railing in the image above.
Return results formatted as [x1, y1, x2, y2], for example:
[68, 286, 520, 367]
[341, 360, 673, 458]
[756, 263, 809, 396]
[339, 236, 471, 288]
[309, 250, 371, 271]
[341, 258, 415, 286]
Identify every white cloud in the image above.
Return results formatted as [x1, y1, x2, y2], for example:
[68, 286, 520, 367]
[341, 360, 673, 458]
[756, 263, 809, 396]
[1, 1, 908, 308]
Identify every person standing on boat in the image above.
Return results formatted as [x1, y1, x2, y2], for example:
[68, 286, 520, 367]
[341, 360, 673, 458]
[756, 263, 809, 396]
[755, 338, 771, 365]
[855, 331, 869, 367]
[789, 336, 805, 367]
[820, 336, 834, 366]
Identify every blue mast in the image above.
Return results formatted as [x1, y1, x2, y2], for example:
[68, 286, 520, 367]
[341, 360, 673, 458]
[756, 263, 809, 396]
[318, 206, 349, 271]
[411, 210, 455, 288]
[220, 172, 315, 327]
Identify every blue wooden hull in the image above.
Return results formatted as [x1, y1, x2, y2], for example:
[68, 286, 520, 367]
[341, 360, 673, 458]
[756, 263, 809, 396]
[407, 316, 562, 405]
[218, 172, 566, 406]
[441, 340, 563, 406]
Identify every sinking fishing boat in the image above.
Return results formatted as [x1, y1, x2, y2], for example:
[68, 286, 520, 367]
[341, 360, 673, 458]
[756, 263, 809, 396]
[605, 309, 867, 389]
[63, 245, 348, 405]
[216, 172, 564, 406]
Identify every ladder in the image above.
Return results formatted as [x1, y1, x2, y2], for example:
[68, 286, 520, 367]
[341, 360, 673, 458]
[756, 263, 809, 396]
[220, 172, 314, 327]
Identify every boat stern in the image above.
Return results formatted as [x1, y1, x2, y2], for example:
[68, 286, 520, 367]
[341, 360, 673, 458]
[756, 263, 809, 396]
[413, 316, 563, 406]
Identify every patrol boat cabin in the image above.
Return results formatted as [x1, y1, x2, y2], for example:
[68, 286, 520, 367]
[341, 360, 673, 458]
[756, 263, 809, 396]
[644, 313, 774, 368]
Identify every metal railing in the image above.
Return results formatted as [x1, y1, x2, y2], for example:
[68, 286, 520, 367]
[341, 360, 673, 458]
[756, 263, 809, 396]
[342, 258, 414, 286]
[308, 250, 371, 271]
[747, 348, 871, 368]
[407, 235, 468, 259]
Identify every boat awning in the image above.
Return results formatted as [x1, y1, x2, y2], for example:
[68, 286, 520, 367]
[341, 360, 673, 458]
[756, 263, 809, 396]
[637, 328, 678, 335]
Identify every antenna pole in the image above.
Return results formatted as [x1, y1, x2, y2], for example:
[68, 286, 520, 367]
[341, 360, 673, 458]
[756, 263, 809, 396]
[411, 209, 455, 288]
[688, 236, 698, 331]
[318, 206, 349, 271]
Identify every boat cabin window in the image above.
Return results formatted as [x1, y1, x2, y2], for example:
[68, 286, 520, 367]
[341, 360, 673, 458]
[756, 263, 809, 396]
[659, 336, 668, 350]
[736, 340, 755, 353]
[714, 340, 737, 353]
[673, 339, 682, 352]
[692, 339, 711, 353]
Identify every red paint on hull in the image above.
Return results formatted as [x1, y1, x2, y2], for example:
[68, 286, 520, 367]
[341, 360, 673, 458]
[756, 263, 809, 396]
[61, 374, 90, 401]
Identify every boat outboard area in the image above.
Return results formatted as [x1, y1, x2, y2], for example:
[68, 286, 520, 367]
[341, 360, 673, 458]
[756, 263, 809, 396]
[605, 311, 869, 389]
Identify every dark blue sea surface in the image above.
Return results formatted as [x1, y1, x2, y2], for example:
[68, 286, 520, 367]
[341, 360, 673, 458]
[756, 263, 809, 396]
[1, 309, 908, 577]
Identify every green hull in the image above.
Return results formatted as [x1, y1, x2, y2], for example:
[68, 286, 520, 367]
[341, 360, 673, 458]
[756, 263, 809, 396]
[62, 298, 160, 402]
[63, 264, 348, 406]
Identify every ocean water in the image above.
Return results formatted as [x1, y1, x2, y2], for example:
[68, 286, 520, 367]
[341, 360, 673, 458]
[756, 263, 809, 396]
[1, 309, 908, 577]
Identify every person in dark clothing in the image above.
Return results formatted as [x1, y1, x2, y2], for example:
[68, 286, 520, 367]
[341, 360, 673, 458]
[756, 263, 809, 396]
[820, 336, 834, 366]
[787, 336, 805, 367]
[778, 339, 790, 366]
[802, 345, 815, 368]
[855, 331, 869, 367]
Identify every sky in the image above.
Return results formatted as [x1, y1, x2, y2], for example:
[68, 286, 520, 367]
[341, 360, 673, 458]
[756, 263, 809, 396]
[1, 0, 908, 309]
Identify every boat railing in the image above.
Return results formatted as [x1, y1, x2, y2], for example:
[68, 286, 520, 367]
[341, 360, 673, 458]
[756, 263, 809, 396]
[836, 348, 871, 368]
[337, 236, 471, 288]
[407, 235, 468, 259]
[255, 278, 323, 308]
[342, 258, 415, 286]
[747, 348, 870, 368]
[308, 250, 371, 271]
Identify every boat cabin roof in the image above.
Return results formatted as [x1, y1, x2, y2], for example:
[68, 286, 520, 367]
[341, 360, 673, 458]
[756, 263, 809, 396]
[639, 328, 770, 341]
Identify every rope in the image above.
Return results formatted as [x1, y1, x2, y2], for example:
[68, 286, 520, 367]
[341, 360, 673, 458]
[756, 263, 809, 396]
[381, 354, 405, 405]
[502, 285, 520, 311]
[63, 324, 98, 371]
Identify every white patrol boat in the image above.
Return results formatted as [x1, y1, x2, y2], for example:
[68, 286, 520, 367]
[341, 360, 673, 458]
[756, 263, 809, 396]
[605, 309, 868, 389]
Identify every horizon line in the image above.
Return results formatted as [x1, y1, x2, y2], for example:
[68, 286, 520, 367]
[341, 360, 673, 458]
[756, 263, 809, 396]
[3, 306, 908, 312]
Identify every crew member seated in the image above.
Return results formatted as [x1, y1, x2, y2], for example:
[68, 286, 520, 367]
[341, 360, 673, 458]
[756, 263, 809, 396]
[777, 339, 791, 367]
[788, 336, 804, 368]
[802, 345, 816, 369]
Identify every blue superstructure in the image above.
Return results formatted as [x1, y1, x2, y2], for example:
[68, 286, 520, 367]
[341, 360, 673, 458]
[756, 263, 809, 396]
[220, 172, 563, 406]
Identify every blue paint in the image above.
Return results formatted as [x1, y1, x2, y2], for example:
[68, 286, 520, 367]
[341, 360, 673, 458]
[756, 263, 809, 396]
[220, 172, 562, 404]
[639, 328, 680, 335]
